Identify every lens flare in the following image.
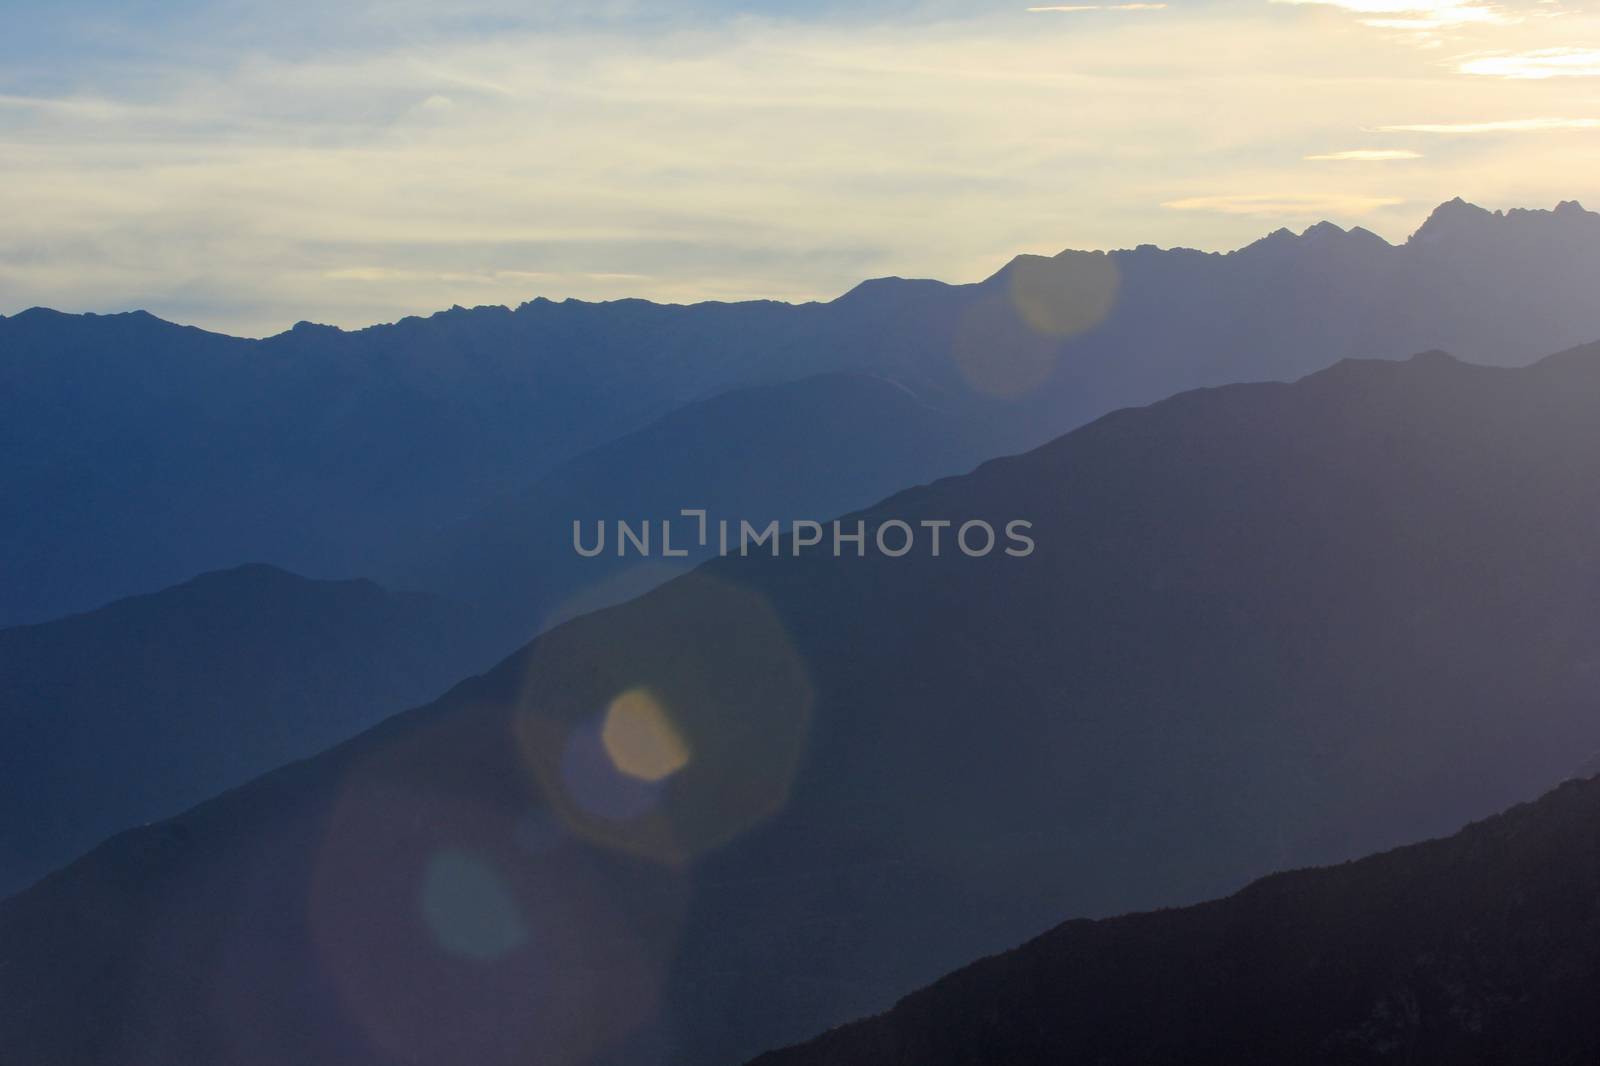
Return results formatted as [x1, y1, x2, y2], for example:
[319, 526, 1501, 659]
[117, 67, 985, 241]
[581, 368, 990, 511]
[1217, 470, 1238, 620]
[1007, 251, 1120, 340]
[950, 251, 1121, 398]
[309, 705, 691, 1066]
[420, 850, 528, 961]
[602, 688, 691, 783]
[515, 571, 814, 864]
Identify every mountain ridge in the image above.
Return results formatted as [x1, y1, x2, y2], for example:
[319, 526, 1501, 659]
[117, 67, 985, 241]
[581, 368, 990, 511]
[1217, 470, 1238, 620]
[6, 199, 1592, 337]
[5, 339, 1600, 1064]
[7, 196, 1600, 628]
[746, 770, 1600, 1066]
[0, 563, 503, 899]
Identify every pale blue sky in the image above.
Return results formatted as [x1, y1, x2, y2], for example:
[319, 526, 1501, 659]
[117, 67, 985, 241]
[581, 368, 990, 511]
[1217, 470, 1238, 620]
[3, 0, 1597, 335]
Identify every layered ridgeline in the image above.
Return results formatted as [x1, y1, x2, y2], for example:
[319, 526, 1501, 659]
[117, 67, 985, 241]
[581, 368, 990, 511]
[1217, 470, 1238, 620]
[4, 344, 1600, 1065]
[4, 199, 1600, 624]
[389, 372, 985, 641]
[0, 565, 501, 898]
[0, 375, 977, 897]
[749, 772, 1600, 1066]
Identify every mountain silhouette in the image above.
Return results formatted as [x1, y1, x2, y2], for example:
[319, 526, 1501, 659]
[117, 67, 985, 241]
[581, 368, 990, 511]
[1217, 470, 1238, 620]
[4, 199, 1599, 625]
[3, 341, 1600, 1065]
[0, 564, 500, 898]
[748, 770, 1600, 1066]
[388, 372, 983, 641]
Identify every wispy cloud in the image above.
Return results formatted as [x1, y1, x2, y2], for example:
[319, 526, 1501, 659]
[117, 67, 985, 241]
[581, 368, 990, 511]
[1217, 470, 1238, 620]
[1270, 0, 1510, 29]
[1027, 4, 1167, 10]
[1162, 193, 1404, 215]
[1377, 117, 1600, 132]
[3, 3, 1599, 333]
[1458, 48, 1600, 78]
[1305, 148, 1424, 160]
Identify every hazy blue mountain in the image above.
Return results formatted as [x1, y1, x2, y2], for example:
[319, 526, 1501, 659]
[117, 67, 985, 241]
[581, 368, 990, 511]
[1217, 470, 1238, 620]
[4, 199, 1599, 625]
[3, 340, 1600, 1065]
[387, 372, 984, 641]
[750, 771, 1600, 1066]
[0, 564, 501, 899]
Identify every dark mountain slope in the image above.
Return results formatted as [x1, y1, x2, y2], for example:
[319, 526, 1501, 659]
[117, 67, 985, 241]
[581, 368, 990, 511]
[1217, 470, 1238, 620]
[5, 200, 1600, 624]
[0, 565, 501, 898]
[749, 770, 1600, 1066]
[3, 343, 1600, 1065]
[389, 372, 984, 639]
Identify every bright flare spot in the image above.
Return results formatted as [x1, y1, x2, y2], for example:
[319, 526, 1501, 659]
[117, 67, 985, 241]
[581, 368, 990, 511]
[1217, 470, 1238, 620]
[602, 688, 691, 783]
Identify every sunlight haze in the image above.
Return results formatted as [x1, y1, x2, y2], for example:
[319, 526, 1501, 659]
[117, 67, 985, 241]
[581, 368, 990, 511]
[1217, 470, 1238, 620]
[2, 0, 1596, 335]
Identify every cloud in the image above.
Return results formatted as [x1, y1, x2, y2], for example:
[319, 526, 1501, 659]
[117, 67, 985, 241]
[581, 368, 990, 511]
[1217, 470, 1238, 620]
[1458, 48, 1600, 78]
[1305, 148, 1424, 160]
[3, 6, 1600, 334]
[1027, 4, 1167, 11]
[1269, 0, 1510, 29]
[1163, 193, 1405, 215]
[1377, 117, 1600, 132]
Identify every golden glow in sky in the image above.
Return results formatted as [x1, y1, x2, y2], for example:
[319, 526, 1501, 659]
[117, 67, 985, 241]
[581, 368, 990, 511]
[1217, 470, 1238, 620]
[0, 0, 1596, 334]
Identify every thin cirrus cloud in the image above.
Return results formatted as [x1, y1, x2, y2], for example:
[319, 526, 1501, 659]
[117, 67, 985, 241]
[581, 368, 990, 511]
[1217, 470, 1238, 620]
[1458, 48, 1600, 78]
[1162, 193, 1405, 215]
[1026, 4, 1167, 11]
[2, 1, 1599, 334]
[1270, 0, 1509, 29]
[1305, 148, 1424, 160]
[1377, 117, 1600, 132]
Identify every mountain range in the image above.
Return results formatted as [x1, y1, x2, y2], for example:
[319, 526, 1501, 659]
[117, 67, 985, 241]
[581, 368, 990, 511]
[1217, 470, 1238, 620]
[0, 564, 499, 898]
[4, 199, 1599, 626]
[388, 372, 983, 640]
[748, 770, 1600, 1066]
[3, 338, 1599, 1065]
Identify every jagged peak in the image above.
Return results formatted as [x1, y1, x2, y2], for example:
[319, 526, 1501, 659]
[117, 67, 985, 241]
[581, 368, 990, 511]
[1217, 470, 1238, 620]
[1231, 220, 1392, 259]
[1409, 197, 1599, 245]
[1409, 198, 1495, 244]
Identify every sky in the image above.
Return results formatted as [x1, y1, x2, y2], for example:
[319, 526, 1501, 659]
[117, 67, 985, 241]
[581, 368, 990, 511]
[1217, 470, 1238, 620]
[1, 0, 1598, 336]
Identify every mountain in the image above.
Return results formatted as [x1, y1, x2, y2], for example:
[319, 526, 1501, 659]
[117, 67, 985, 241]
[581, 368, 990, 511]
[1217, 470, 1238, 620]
[5, 199, 1600, 625]
[4, 341, 1600, 1065]
[388, 372, 984, 640]
[0, 564, 501, 898]
[748, 770, 1600, 1066]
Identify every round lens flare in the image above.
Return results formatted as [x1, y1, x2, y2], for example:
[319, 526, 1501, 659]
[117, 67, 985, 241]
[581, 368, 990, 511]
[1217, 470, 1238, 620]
[602, 688, 690, 782]
[514, 572, 814, 864]
[1006, 251, 1120, 340]
[308, 739, 690, 1066]
[420, 850, 529, 962]
[951, 251, 1121, 398]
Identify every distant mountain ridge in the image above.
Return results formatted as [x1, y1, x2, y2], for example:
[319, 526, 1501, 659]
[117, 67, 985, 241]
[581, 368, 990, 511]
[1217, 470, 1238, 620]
[4, 198, 1599, 625]
[386, 372, 985, 640]
[4, 339, 1600, 1065]
[748, 770, 1600, 1066]
[0, 564, 501, 898]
